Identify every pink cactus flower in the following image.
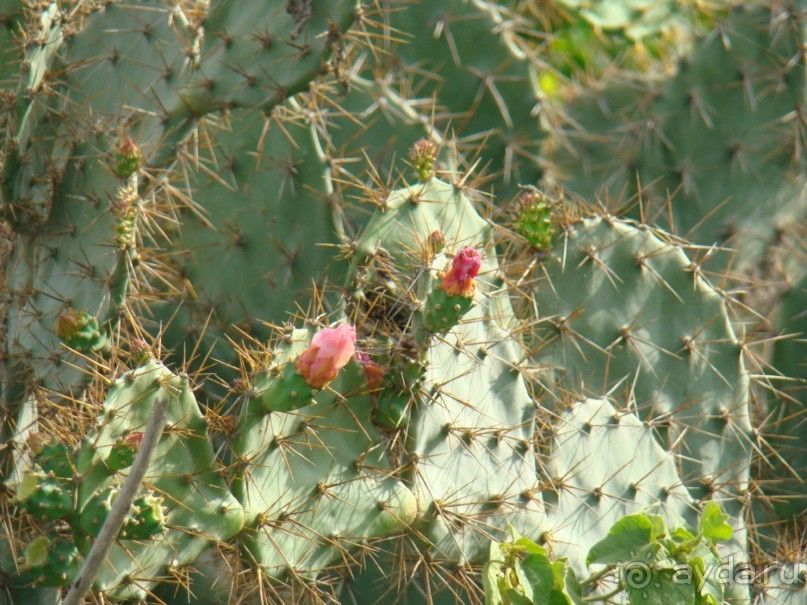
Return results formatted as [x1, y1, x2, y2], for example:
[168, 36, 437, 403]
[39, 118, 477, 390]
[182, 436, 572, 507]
[440, 247, 482, 297]
[295, 324, 357, 389]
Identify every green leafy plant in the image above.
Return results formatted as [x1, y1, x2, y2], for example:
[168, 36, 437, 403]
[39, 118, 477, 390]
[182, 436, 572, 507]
[484, 531, 583, 605]
[486, 503, 735, 605]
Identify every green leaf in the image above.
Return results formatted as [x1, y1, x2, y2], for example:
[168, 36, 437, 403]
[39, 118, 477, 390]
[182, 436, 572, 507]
[562, 565, 585, 605]
[515, 537, 549, 557]
[671, 527, 695, 543]
[489, 540, 505, 565]
[505, 590, 534, 605]
[699, 502, 733, 544]
[549, 589, 572, 605]
[626, 569, 696, 605]
[689, 541, 721, 569]
[484, 542, 506, 605]
[647, 514, 667, 541]
[552, 559, 570, 591]
[669, 527, 697, 556]
[690, 555, 724, 604]
[516, 554, 554, 605]
[652, 552, 679, 570]
[587, 514, 658, 565]
[547, 559, 585, 605]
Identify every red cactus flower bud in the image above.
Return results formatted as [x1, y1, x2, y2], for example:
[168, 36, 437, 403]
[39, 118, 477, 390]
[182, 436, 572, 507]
[123, 432, 144, 449]
[440, 247, 482, 297]
[295, 324, 356, 389]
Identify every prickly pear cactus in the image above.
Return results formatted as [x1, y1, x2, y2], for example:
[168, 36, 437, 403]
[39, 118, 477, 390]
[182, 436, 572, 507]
[0, 0, 24, 86]
[758, 272, 807, 528]
[20, 536, 81, 588]
[526, 216, 753, 545]
[7, 359, 244, 601]
[544, 3, 807, 276]
[74, 359, 244, 601]
[5, 0, 356, 206]
[544, 397, 693, 573]
[0, 132, 141, 497]
[3, 151, 135, 399]
[15, 472, 73, 523]
[1, 0, 359, 404]
[156, 107, 345, 370]
[0, 0, 803, 601]
[323, 172, 548, 604]
[318, 0, 543, 211]
[760, 563, 807, 605]
[231, 325, 418, 579]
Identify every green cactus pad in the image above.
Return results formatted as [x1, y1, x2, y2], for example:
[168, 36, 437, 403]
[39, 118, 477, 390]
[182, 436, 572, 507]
[544, 4, 807, 275]
[372, 389, 412, 431]
[232, 327, 418, 578]
[4, 135, 128, 408]
[155, 107, 345, 376]
[15, 473, 72, 522]
[1, 534, 60, 603]
[423, 288, 473, 333]
[352, 177, 547, 563]
[3, 0, 359, 411]
[104, 434, 142, 473]
[250, 362, 316, 413]
[0, 0, 25, 86]
[74, 360, 244, 601]
[24, 0, 356, 166]
[118, 494, 166, 541]
[386, 0, 543, 193]
[23, 536, 81, 588]
[759, 272, 807, 526]
[528, 216, 752, 563]
[545, 397, 693, 574]
[1, 0, 188, 412]
[180, 0, 356, 115]
[77, 486, 114, 539]
[318, 0, 543, 214]
[79, 487, 166, 542]
[1, 3, 66, 226]
[761, 564, 807, 605]
[33, 442, 72, 480]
